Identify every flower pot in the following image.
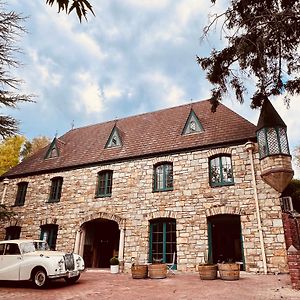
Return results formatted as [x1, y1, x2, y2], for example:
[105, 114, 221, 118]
[218, 263, 240, 281]
[110, 265, 119, 274]
[131, 264, 148, 279]
[198, 264, 218, 280]
[148, 264, 167, 279]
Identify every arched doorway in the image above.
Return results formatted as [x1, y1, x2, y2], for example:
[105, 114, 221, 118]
[207, 214, 244, 269]
[83, 219, 120, 268]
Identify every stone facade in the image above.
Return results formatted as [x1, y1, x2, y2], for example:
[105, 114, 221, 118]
[0, 142, 288, 274]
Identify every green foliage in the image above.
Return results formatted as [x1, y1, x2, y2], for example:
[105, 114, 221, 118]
[0, 135, 25, 175]
[109, 256, 119, 265]
[21, 136, 51, 160]
[0, 2, 33, 138]
[197, 0, 300, 111]
[46, 0, 95, 22]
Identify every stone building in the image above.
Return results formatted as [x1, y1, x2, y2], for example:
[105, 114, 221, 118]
[0, 99, 293, 273]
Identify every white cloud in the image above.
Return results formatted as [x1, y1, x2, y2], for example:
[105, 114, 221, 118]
[125, 0, 170, 9]
[73, 72, 105, 114]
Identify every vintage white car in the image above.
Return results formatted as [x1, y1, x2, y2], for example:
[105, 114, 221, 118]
[0, 239, 85, 288]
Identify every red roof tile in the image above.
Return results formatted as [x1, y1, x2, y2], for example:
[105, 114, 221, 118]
[3, 100, 257, 177]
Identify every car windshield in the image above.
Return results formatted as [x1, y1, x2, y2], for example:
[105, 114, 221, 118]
[20, 241, 50, 254]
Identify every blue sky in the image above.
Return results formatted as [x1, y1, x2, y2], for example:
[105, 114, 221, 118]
[4, 0, 300, 177]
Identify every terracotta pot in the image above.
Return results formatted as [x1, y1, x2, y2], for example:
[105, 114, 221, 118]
[131, 265, 148, 279]
[218, 263, 240, 281]
[198, 264, 218, 280]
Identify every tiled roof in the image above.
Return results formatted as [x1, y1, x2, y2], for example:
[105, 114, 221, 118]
[3, 100, 257, 178]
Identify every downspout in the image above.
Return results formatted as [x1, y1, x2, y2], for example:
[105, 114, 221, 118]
[1, 178, 9, 205]
[245, 141, 268, 274]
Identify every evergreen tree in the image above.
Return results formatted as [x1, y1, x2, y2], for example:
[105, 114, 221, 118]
[197, 0, 300, 111]
[0, 2, 32, 138]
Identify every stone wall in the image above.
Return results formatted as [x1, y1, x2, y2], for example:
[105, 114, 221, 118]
[0, 143, 288, 273]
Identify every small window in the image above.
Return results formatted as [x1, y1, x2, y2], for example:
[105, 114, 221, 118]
[15, 182, 28, 206]
[40, 224, 58, 250]
[96, 170, 113, 197]
[209, 155, 234, 187]
[5, 226, 21, 240]
[49, 177, 63, 202]
[0, 244, 4, 255]
[153, 163, 173, 192]
[182, 110, 203, 135]
[105, 127, 122, 148]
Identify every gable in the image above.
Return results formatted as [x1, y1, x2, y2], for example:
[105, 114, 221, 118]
[105, 126, 122, 148]
[182, 109, 203, 135]
[44, 138, 59, 159]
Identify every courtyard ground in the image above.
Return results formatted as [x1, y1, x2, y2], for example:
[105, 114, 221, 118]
[0, 270, 299, 300]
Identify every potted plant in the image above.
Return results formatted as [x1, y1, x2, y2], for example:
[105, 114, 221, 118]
[218, 259, 240, 281]
[110, 256, 119, 274]
[148, 258, 167, 279]
[131, 257, 148, 279]
[198, 252, 218, 280]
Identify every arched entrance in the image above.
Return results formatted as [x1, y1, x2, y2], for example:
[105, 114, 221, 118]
[83, 219, 120, 268]
[208, 214, 244, 269]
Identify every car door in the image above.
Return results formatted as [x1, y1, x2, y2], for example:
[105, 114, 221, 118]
[0, 243, 22, 280]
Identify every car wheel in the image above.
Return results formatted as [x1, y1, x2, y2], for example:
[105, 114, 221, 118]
[64, 274, 80, 284]
[32, 268, 48, 288]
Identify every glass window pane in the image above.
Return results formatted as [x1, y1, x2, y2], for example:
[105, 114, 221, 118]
[267, 128, 280, 154]
[279, 128, 290, 154]
[257, 129, 268, 158]
[221, 156, 233, 183]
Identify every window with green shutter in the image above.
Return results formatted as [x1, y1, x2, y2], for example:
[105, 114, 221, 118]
[96, 170, 113, 197]
[40, 224, 58, 250]
[153, 163, 173, 192]
[209, 155, 234, 187]
[49, 177, 63, 202]
[15, 182, 28, 206]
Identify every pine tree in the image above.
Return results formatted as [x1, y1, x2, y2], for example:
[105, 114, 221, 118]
[0, 2, 32, 138]
[197, 0, 300, 111]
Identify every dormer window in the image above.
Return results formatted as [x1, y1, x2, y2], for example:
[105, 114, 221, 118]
[105, 126, 122, 148]
[182, 109, 203, 135]
[45, 138, 59, 159]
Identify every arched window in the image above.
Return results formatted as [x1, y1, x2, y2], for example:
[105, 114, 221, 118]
[96, 170, 113, 197]
[153, 163, 173, 192]
[209, 155, 234, 187]
[15, 182, 28, 206]
[40, 224, 58, 250]
[49, 177, 63, 202]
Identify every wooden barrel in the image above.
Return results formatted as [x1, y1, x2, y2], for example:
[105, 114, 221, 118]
[148, 264, 167, 279]
[198, 264, 218, 280]
[131, 265, 148, 279]
[218, 263, 240, 281]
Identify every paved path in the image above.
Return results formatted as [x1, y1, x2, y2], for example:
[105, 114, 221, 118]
[0, 270, 299, 300]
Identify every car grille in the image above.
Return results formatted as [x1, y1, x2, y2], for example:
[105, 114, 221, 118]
[64, 253, 75, 271]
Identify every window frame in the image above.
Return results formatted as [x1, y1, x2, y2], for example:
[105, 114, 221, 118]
[257, 126, 290, 159]
[149, 218, 177, 267]
[153, 163, 173, 192]
[14, 182, 28, 206]
[48, 177, 63, 203]
[209, 155, 234, 187]
[96, 170, 113, 197]
[40, 224, 58, 250]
